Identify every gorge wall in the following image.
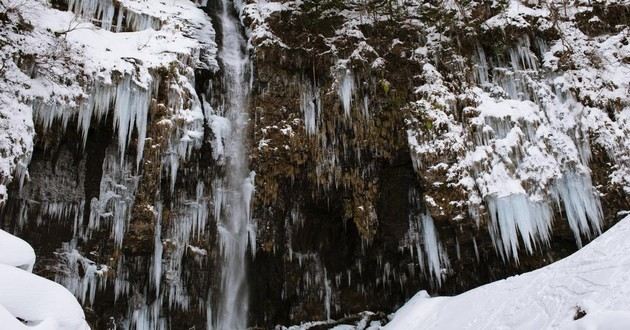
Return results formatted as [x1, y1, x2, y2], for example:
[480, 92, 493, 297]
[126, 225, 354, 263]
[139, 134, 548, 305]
[0, 0, 629, 329]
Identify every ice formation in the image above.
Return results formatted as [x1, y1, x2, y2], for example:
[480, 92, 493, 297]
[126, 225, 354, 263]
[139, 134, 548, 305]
[406, 11, 619, 263]
[401, 208, 450, 286]
[301, 80, 321, 135]
[0, 0, 628, 327]
[67, 0, 162, 32]
[87, 150, 139, 247]
[553, 172, 603, 248]
[337, 62, 355, 118]
[55, 242, 109, 306]
[486, 194, 552, 262]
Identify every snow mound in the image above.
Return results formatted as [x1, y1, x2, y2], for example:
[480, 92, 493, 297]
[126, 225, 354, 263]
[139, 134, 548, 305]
[0, 229, 35, 272]
[0, 231, 89, 329]
[385, 215, 630, 330]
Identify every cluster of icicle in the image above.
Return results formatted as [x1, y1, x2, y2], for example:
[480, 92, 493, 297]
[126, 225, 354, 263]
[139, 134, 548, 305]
[298, 59, 373, 191]
[50, 147, 213, 328]
[398, 189, 450, 286]
[66, 0, 161, 32]
[34, 74, 152, 168]
[407, 35, 604, 266]
[27, 5, 212, 328]
[471, 36, 603, 261]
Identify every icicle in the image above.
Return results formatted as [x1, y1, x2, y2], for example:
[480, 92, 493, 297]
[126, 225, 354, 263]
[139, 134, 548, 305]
[362, 94, 370, 119]
[78, 80, 115, 147]
[85, 149, 138, 247]
[112, 76, 151, 168]
[486, 193, 553, 262]
[55, 242, 109, 306]
[509, 36, 538, 71]
[130, 298, 167, 330]
[67, 0, 116, 31]
[472, 237, 480, 262]
[301, 80, 321, 135]
[337, 65, 355, 118]
[420, 213, 449, 286]
[15, 161, 29, 196]
[400, 205, 449, 286]
[552, 172, 603, 248]
[324, 268, 332, 321]
[32, 100, 76, 136]
[124, 8, 162, 31]
[151, 201, 163, 296]
[475, 44, 490, 86]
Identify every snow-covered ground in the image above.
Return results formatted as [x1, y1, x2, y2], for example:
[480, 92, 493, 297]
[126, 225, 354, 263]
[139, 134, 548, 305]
[0, 230, 88, 329]
[385, 214, 630, 330]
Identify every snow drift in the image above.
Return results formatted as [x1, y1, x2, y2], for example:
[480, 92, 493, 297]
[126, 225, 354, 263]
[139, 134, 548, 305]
[385, 214, 630, 330]
[0, 230, 89, 329]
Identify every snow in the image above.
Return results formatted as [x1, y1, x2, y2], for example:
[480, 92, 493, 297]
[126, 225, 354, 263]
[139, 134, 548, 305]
[571, 311, 630, 330]
[0, 230, 36, 272]
[0, 304, 38, 330]
[0, 230, 88, 329]
[385, 215, 630, 330]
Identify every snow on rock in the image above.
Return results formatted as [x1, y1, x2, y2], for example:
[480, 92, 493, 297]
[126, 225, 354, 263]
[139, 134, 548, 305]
[0, 264, 89, 330]
[0, 230, 36, 272]
[0, 0, 217, 204]
[384, 215, 630, 330]
[405, 0, 629, 264]
[0, 230, 88, 329]
[0, 304, 37, 329]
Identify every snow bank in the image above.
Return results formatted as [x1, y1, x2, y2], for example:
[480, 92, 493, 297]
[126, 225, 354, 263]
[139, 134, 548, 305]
[0, 230, 36, 272]
[385, 215, 630, 330]
[0, 264, 89, 330]
[0, 230, 89, 329]
[0, 304, 41, 330]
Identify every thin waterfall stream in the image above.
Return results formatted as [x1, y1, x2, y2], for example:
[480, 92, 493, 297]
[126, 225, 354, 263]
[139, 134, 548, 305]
[213, 0, 254, 329]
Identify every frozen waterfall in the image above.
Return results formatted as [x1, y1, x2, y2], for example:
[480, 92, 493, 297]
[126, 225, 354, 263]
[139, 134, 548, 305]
[212, 0, 254, 329]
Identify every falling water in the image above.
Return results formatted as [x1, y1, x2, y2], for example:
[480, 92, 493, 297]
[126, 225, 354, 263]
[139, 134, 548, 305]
[213, 0, 254, 329]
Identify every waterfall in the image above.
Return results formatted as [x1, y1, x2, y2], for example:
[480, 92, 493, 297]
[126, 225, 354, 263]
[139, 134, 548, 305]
[213, 0, 254, 329]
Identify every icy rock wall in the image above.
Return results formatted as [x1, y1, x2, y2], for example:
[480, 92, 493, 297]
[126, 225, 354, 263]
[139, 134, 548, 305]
[243, 0, 629, 325]
[0, 0, 224, 327]
[67, 0, 163, 32]
[1, 0, 629, 328]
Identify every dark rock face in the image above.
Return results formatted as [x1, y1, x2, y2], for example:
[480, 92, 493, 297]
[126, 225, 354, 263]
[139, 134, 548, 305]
[243, 1, 630, 327]
[1, 0, 629, 329]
